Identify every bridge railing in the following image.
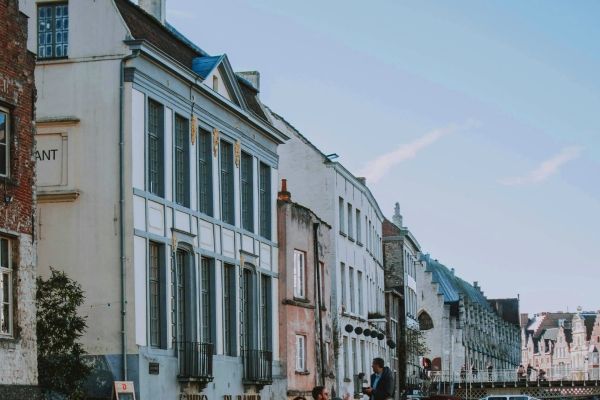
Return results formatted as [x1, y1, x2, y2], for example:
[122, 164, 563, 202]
[429, 367, 600, 385]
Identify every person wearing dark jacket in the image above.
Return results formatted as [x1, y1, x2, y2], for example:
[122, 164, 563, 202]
[363, 358, 394, 400]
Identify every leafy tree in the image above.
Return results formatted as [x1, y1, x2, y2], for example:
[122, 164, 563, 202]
[37, 268, 91, 399]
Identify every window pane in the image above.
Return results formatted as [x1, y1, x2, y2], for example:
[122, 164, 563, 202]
[259, 162, 271, 239]
[220, 141, 234, 225]
[0, 239, 8, 268]
[198, 129, 213, 216]
[174, 115, 189, 207]
[147, 99, 164, 196]
[200, 258, 211, 343]
[149, 242, 161, 347]
[240, 152, 253, 231]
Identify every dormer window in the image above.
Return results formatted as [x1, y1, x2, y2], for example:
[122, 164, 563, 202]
[212, 75, 219, 91]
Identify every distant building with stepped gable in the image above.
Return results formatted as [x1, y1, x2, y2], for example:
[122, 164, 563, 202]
[521, 308, 600, 380]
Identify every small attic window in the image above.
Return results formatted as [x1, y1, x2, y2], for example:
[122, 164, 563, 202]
[212, 75, 219, 91]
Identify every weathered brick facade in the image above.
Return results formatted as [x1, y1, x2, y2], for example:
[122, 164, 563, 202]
[0, 0, 39, 397]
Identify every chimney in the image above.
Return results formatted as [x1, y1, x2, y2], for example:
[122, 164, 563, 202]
[356, 177, 366, 185]
[278, 179, 291, 202]
[139, 0, 166, 24]
[473, 281, 478, 288]
[450, 268, 455, 275]
[392, 202, 403, 228]
[237, 71, 260, 92]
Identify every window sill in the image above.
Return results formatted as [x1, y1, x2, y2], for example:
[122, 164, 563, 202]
[357, 241, 364, 247]
[339, 231, 347, 237]
[282, 298, 315, 310]
[344, 378, 352, 383]
[295, 370, 310, 376]
[348, 237, 355, 243]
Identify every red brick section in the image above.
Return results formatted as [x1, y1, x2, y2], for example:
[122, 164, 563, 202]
[382, 218, 401, 237]
[0, 0, 36, 235]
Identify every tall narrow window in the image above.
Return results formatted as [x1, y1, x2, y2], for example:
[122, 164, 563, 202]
[241, 152, 254, 232]
[349, 267, 355, 313]
[260, 275, 271, 351]
[293, 250, 306, 299]
[200, 257, 212, 344]
[0, 109, 8, 178]
[149, 242, 163, 347]
[357, 270, 363, 315]
[352, 338, 358, 376]
[338, 197, 345, 234]
[259, 162, 271, 240]
[241, 268, 254, 350]
[37, 3, 69, 59]
[172, 249, 188, 344]
[223, 263, 236, 356]
[198, 129, 213, 216]
[147, 99, 164, 197]
[174, 115, 190, 207]
[220, 140, 234, 225]
[0, 238, 12, 336]
[347, 204, 353, 239]
[360, 340, 366, 375]
[295, 334, 306, 372]
[356, 209, 361, 243]
[340, 262, 346, 310]
[343, 336, 350, 379]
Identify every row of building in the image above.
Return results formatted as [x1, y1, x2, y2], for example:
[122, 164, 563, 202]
[0, 0, 523, 399]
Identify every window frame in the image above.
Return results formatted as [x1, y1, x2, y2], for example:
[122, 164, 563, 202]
[0, 237, 13, 337]
[220, 140, 234, 225]
[0, 107, 9, 178]
[295, 334, 306, 372]
[148, 241, 164, 348]
[293, 250, 306, 299]
[347, 203, 353, 239]
[197, 128, 213, 216]
[259, 162, 271, 240]
[174, 114, 190, 207]
[147, 98, 164, 197]
[200, 257, 213, 345]
[240, 151, 254, 232]
[222, 263, 236, 356]
[37, 2, 69, 60]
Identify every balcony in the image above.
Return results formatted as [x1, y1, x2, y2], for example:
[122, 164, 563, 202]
[175, 341, 214, 383]
[242, 349, 273, 385]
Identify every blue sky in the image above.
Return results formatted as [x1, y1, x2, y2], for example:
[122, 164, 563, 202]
[167, 0, 600, 314]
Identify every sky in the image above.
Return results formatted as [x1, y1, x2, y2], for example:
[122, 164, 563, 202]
[166, 0, 600, 314]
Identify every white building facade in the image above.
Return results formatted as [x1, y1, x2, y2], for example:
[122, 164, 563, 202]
[24, 0, 287, 398]
[271, 111, 390, 399]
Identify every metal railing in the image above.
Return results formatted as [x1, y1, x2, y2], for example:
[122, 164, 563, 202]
[242, 349, 273, 384]
[175, 341, 214, 381]
[429, 367, 600, 385]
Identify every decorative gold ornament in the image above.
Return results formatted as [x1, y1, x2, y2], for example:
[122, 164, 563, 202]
[234, 140, 241, 168]
[190, 115, 197, 145]
[212, 128, 219, 157]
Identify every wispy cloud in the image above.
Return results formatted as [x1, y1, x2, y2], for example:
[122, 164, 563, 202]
[358, 120, 478, 184]
[500, 146, 583, 186]
[167, 9, 196, 20]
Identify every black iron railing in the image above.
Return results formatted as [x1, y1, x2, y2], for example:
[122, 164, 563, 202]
[175, 341, 214, 382]
[242, 349, 273, 384]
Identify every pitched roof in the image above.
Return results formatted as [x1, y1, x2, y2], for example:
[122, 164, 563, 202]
[420, 254, 492, 311]
[192, 55, 224, 79]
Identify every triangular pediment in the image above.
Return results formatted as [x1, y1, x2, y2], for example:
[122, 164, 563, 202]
[192, 54, 247, 109]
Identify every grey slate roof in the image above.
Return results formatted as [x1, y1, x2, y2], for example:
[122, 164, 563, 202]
[421, 254, 492, 311]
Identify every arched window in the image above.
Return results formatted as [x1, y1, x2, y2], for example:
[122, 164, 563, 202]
[418, 311, 434, 331]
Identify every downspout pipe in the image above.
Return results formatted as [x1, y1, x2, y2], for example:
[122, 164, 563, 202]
[313, 222, 326, 386]
[119, 49, 140, 381]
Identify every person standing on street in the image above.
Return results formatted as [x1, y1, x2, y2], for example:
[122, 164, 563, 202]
[363, 357, 394, 400]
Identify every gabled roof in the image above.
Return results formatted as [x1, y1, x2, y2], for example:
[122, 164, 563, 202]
[113, 0, 270, 123]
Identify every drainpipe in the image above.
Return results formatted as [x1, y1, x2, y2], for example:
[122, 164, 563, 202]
[119, 49, 140, 381]
[313, 222, 326, 386]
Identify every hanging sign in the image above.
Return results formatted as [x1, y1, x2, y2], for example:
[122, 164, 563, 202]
[112, 381, 136, 400]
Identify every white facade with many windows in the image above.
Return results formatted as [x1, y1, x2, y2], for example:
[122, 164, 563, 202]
[271, 110, 391, 398]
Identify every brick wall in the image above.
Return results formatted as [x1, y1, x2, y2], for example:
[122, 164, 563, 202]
[0, 0, 39, 390]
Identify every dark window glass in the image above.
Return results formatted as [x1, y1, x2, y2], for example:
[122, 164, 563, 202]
[0, 111, 7, 177]
[223, 263, 236, 356]
[220, 141, 234, 225]
[174, 115, 189, 207]
[148, 99, 164, 197]
[259, 162, 271, 239]
[173, 249, 188, 344]
[200, 257, 212, 344]
[241, 269, 253, 350]
[198, 129, 213, 216]
[260, 275, 271, 351]
[149, 242, 162, 347]
[37, 3, 68, 59]
[241, 152, 254, 232]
